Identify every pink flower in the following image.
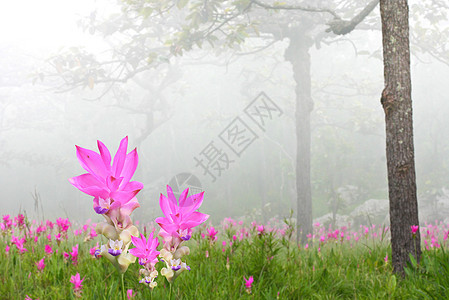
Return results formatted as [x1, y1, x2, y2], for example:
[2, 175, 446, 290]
[90, 242, 100, 257]
[70, 273, 85, 296]
[56, 218, 71, 233]
[71, 244, 79, 265]
[207, 226, 218, 241]
[44, 245, 53, 255]
[244, 276, 254, 294]
[411, 225, 419, 235]
[69, 136, 143, 219]
[15, 214, 25, 227]
[127, 289, 135, 299]
[46, 220, 54, 229]
[5, 245, 10, 255]
[257, 225, 264, 235]
[89, 228, 98, 238]
[155, 185, 209, 242]
[36, 258, 45, 272]
[384, 254, 388, 263]
[129, 232, 160, 269]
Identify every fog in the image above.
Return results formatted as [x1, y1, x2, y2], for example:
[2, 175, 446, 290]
[1, 0, 449, 228]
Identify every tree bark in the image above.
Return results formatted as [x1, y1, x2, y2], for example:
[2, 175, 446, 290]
[285, 29, 314, 243]
[380, 0, 421, 274]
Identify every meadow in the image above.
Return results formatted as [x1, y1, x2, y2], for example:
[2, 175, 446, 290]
[1, 213, 449, 300]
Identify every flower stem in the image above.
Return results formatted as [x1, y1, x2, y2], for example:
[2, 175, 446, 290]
[121, 273, 125, 300]
[169, 283, 172, 300]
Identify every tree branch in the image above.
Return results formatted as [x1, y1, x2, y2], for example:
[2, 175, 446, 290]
[325, 0, 379, 35]
[251, 0, 340, 19]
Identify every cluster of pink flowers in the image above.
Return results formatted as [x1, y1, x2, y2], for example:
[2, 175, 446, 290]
[63, 244, 79, 265]
[70, 137, 209, 290]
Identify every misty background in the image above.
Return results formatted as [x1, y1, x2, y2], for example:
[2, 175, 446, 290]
[1, 0, 448, 228]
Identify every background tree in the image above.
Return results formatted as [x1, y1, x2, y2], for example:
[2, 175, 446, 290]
[380, 0, 421, 274]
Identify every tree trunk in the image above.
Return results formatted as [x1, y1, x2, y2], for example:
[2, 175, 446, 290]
[285, 30, 314, 243]
[380, 0, 421, 274]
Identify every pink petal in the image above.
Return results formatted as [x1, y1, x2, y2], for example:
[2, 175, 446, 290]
[177, 188, 189, 207]
[159, 194, 174, 221]
[97, 140, 112, 172]
[180, 191, 205, 216]
[131, 234, 146, 249]
[76, 146, 109, 181]
[106, 176, 123, 192]
[121, 181, 144, 192]
[119, 148, 138, 188]
[155, 217, 179, 234]
[182, 211, 209, 228]
[112, 137, 128, 178]
[69, 174, 109, 198]
[166, 185, 179, 213]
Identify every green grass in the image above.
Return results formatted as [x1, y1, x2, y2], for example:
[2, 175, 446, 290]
[1, 220, 448, 299]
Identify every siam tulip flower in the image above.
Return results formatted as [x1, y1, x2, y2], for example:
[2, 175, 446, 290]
[5, 245, 10, 255]
[70, 137, 142, 273]
[244, 276, 254, 294]
[36, 257, 45, 272]
[207, 226, 218, 241]
[46, 220, 54, 230]
[129, 232, 160, 267]
[44, 245, 53, 255]
[156, 185, 209, 250]
[71, 244, 79, 265]
[3, 215, 12, 229]
[70, 273, 85, 298]
[129, 232, 160, 289]
[63, 252, 70, 261]
[411, 225, 419, 235]
[155, 186, 208, 285]
[15, 214, 25, 228]
[56, 218, 71, 233]
[15, 240, 27, 254]
[69, 136, 142, 225]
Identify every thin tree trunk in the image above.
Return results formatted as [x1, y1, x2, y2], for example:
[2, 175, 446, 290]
[380, 0, 421, 274]
[285, 29, 314, 243]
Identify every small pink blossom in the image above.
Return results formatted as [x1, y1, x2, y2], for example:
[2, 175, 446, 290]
[71, 244, 79, 265]
[44, 245, 53, 255]
[70, 273, 85, 297]
[36, 257, 45, 272]
[127, 289, 135, 299]
[244, 276, 254, 294]
[411, 225, 419, 235]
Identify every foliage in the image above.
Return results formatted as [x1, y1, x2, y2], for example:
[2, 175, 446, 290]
[2, 214, 449, 299]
